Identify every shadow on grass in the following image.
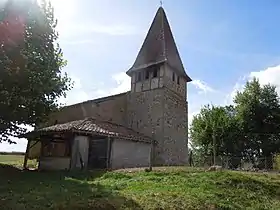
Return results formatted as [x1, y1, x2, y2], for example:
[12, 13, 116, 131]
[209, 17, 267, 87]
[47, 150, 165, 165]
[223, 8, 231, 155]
[0, 164, 142, 210]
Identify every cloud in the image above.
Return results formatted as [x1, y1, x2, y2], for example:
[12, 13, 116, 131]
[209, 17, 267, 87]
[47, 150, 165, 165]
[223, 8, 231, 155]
[58, 72, 131, 106]
[224, 76, 248, 105]
[225, 64, 280, 105]
[87, 72, 131, 99]
[111, 72, 131, 94]
[250, 64, 280, 94]
[191, 79, 215, 94]
[58, 75, 91, 105]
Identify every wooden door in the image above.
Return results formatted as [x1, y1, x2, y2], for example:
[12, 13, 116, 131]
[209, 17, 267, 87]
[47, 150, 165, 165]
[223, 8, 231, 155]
[88, 137, 108, 169]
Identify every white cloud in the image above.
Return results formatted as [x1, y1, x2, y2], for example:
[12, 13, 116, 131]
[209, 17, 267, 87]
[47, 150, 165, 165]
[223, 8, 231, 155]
[225, 64, 280, 105]
[224, 76, 248, 105]
[58, 75, 91, 105]
[59, 72, 131, 106]
[111, 72, 131, 94]
[250, 64, 280, 94]
[191, 79, 215, 94]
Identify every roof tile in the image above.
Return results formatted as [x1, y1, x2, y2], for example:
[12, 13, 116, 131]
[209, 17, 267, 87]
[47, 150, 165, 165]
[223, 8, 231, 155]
[28, 118, 152, 143]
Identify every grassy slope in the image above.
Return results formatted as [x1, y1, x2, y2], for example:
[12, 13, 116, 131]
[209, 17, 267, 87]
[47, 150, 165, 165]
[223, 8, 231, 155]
[0, 156, 280, 210]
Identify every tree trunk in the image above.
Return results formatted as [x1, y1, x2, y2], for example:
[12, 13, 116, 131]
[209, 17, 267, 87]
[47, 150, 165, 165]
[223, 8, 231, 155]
[213, 133, 216, 165]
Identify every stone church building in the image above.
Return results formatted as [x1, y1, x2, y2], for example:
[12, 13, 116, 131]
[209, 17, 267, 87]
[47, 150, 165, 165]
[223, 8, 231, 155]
[24, 7, 192, 170]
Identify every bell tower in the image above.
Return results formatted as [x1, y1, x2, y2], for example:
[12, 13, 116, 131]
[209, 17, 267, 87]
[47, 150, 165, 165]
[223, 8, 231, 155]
[126, 7, 192, 165]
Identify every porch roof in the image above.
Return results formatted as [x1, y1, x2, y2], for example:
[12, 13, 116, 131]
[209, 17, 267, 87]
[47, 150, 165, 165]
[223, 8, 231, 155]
[24, 118, 154, 143]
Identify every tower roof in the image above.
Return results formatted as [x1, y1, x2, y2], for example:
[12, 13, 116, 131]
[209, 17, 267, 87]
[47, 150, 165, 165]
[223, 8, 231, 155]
[126, 7, 192, 82]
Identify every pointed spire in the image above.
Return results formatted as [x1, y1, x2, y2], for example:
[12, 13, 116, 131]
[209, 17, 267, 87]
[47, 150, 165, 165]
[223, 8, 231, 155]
[126, 7, 191, 82]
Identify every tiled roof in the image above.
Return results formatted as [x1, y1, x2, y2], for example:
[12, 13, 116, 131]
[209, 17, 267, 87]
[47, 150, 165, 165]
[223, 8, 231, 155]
[26, 118, 153, 143]
[126, 7, 192, 82]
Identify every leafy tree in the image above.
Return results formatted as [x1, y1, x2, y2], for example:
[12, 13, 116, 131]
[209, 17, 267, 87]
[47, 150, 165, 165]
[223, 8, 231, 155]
[190, 105, 243, 165]
[0, 0, 72, 143]
[234, 77, 280, 160]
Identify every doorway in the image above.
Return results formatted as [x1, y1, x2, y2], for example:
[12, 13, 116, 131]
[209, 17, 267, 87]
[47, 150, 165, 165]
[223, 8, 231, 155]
[88, 137, 110, 169]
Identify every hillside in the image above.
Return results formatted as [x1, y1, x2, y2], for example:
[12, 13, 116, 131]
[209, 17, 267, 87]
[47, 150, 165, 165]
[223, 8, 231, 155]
[0, 160, 279, 210]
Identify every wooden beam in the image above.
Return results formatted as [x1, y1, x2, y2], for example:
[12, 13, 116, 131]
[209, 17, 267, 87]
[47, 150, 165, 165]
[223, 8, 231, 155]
[29, 140, 39, 150]
[23, 140, 31, 170]
[106, 136, 112, 169]
[69, 135, 75, 170]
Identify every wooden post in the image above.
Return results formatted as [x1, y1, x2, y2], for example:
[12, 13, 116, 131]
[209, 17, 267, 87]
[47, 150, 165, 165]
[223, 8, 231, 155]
[23, 140, 31, 170]
[106, 136, 112, 169]
[69, 135, 74, 170]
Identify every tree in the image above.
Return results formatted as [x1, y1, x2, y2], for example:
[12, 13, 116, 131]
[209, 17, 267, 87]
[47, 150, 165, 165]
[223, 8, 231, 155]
[190, 105, 243, 165]
[0, 0, 72, 143]
[234, 77, 280, 160]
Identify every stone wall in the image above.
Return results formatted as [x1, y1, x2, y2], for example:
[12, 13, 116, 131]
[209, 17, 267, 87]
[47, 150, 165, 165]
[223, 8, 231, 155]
[127, 87, 164, 153]
[127, 63, 189, 166]
[43, 92, 128, 127]
[110, 138, 151, 169]
[162, 88, 188, 165]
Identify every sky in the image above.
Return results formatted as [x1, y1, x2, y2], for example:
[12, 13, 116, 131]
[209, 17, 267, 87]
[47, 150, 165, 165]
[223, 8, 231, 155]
[1, 0, 280, 152]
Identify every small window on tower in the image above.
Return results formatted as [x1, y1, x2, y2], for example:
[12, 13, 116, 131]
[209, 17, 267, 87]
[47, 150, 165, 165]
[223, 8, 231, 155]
[152, 67, 158, 78]
[136, 72, 142, 82]
[177, 76, 180, 85]
[172, 72, 175, 81]
[145, 71, 149, 80]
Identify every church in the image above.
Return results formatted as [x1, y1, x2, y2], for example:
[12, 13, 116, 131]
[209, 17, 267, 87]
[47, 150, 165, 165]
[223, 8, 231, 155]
[23, 6, 192, 170]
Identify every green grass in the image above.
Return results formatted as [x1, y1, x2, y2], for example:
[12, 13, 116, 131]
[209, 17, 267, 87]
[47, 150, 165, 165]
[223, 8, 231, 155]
[0, 156, 280, 209]
[0, 154, 37, 168]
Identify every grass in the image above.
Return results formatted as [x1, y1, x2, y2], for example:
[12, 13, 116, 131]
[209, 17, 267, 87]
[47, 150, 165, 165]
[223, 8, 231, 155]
[0, 154, 37, 168]
[0, 155, 280, 210]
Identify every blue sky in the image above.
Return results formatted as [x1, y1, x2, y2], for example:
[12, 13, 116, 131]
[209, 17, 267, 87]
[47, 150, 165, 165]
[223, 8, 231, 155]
[1, 0, 280, 151]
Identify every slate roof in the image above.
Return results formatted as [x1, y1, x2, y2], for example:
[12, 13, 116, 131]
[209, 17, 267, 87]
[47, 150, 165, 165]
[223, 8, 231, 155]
[24, 118, 153, 143]
[126, 7, 192, 82]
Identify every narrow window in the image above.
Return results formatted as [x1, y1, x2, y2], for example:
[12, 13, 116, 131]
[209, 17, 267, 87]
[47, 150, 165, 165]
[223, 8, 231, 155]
[152, 67, 158, 78]
[172, 72, 175, 81]
[177, 76, 180, 85]
[145, 71, 149, 80]
[136, 72, 142, 82]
